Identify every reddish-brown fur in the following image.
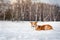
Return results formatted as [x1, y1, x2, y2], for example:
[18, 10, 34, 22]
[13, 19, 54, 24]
[30, 22, 53, 31]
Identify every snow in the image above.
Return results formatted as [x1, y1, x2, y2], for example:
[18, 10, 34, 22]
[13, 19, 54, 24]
[0, 21, 60, 40]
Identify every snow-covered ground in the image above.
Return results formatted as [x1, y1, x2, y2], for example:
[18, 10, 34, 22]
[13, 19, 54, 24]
[0, 21, 60, 40]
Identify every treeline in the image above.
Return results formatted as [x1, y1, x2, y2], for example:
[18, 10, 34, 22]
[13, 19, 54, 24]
[0, 0, 60, 21]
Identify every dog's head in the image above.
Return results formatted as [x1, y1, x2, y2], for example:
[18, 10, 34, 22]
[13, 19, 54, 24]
[30, 21, 37, 27]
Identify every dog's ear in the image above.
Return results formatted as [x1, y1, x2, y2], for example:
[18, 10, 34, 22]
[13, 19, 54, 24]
[30, 22, 32, 24]
[35, 22, 37, 23]
[30, 21, 38, 24]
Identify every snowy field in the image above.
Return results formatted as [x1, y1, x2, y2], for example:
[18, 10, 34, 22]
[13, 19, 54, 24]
[0, 21, 60, 40]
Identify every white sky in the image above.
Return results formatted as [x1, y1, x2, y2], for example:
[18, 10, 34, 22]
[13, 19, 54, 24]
[32, 0, 60, 5]
[4, 0, 60, 5]
[10, 0, 17, 4]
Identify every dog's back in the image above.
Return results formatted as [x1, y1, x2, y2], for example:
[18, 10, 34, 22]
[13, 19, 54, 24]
[42, 24, 53, 30]
[35, 24, 53, 31]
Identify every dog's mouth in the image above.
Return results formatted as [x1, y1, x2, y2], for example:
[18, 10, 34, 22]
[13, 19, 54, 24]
[32, 26, 35, 27]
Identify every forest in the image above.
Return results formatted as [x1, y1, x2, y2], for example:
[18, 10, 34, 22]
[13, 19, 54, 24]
[0, 0, 60, 21]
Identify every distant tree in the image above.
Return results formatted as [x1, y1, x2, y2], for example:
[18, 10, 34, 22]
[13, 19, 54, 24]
[5, 8, 12, 20]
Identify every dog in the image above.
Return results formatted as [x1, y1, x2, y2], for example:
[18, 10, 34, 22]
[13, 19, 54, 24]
[30, 22, 53, 31]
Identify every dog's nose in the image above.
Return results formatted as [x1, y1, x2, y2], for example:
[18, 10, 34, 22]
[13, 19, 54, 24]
[32, 26, 34, 27]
